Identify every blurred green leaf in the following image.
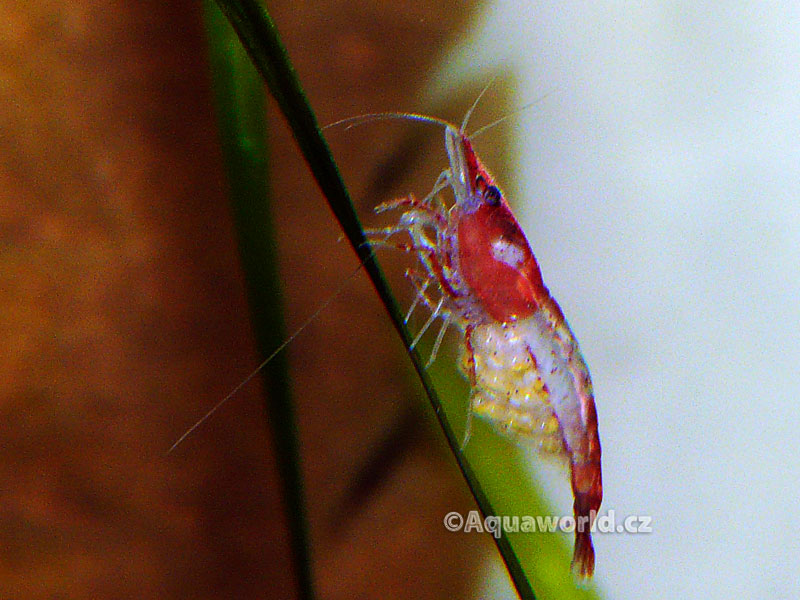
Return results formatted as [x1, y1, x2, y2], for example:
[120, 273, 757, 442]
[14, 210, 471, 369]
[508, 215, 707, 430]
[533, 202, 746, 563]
[203, 2, 314, 599]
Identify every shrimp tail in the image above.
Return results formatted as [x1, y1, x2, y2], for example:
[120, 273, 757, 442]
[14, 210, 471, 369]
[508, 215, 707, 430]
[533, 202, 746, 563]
[570, 459, 603, 578]
[571, 527, 595, 578]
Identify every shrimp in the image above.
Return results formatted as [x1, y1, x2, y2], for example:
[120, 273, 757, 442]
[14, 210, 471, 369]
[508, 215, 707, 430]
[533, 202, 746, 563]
[169, 90, 603, 577]
[362, 97, 603, 578]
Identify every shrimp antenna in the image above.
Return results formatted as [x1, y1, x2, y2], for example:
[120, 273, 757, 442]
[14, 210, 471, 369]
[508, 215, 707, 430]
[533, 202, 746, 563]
[459, 76, 499, 133]
[326, 83, 556, 141]
[324, 77, 499, 134]
[324, 112, 455, 132]
[471, 88, 557, 140]
[166, 256, 373, 455]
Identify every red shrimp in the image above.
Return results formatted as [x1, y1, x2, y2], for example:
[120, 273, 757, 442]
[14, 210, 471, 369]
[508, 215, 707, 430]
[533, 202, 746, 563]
[170, 92, 603, 577]
[364, 98, 603, 578]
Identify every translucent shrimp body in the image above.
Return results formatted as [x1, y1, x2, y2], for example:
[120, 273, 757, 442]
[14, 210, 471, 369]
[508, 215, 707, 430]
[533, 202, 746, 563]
[372, 116, 603, 578]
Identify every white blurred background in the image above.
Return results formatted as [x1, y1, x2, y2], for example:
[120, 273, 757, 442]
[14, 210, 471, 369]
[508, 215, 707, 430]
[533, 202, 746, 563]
[426, 2, 800, 598]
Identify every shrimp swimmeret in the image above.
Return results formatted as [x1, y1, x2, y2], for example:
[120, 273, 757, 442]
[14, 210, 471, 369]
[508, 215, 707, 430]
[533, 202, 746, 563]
[359, 101, 603, 578]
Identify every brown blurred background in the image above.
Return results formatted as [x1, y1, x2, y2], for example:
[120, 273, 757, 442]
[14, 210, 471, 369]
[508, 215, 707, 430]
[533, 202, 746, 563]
[0, 1, 513, 598]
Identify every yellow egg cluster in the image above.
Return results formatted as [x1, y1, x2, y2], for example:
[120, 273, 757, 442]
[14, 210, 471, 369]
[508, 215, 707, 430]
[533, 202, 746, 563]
[462, 320, 566, 456]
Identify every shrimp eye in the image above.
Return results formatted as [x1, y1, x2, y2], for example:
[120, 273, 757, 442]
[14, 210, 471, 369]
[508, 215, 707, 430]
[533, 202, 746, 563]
[484, 185, 502, 206]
